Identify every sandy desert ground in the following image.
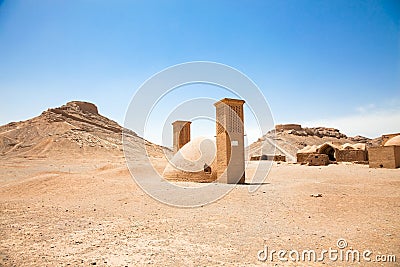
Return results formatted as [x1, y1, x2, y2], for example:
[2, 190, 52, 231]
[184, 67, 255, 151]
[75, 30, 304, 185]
[1, 155, 399, 266]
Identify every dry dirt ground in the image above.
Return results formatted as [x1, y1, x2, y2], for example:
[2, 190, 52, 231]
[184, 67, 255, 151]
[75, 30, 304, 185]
[1, 156, 399, 266]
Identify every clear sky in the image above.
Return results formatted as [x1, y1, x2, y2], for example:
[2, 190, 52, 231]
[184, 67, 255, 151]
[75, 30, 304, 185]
[0, 0, 399, 145]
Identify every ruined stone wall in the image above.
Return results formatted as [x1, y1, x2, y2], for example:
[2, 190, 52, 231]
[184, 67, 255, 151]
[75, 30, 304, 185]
[275, 124, 302, 132]
[297, 153, 329, 166]
[297, 153, 311, 164]
[72, 102, 99, 114]
[307, 153, 329, 166]
[368, 146, 400, 169]
[249, 155, 261, 161]
[396, 146, 400, 168]
[57, 101, 99, 115]
[250, 154, 285, 161]
[336, 150, 368, 162]
[274, 155, 286, 162]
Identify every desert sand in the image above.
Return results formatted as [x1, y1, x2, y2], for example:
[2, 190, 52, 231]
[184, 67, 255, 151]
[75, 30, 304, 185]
[1, 157, 399, 266]
[0, 102, 399, 266]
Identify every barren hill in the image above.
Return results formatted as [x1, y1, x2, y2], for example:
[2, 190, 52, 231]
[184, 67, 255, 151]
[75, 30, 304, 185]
[0, 101, 167, 159]
[247, 126, 381, 162]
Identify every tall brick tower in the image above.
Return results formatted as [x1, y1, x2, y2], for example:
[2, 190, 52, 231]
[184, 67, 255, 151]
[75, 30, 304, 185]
[214, 98, 245, 184]
[172, 120, 191, 153]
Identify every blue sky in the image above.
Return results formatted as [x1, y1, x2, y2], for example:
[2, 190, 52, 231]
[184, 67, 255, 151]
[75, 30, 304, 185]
[0, 0, 399, 144]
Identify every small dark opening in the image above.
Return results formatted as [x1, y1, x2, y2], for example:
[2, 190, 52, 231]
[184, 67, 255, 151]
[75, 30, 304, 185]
[204, 163, 211, 174]
[379, 164, 383, 168]
[320, 146, 336, 161]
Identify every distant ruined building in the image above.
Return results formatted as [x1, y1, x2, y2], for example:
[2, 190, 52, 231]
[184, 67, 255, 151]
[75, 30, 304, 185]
[297, 142, 368, 166]
[291, 125, 400, 168]
[273, 123, 369, 166]
[275, 124, 302, 132]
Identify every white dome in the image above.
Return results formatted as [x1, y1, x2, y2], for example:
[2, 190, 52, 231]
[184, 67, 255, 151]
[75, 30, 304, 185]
[384, 135, 400, 146]
[163, 137, 217, 182]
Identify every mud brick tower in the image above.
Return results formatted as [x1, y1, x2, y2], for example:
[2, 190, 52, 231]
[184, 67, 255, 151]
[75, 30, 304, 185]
[214, 98, 245, 184]
[172, 120, 191, 153]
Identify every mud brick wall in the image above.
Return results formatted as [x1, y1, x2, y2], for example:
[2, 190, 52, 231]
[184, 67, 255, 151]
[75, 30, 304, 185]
[306, 153, 330, 166]
[297, 153, 329, 166]
[273, 155, 286, 162]
[369, 146, 400, 169]
[297, 153, 310, 163]
[336, 150, 368, 162]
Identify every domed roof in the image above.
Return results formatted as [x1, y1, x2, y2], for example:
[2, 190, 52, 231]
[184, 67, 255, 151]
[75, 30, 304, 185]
[298, 145, 318, 153]
[341, 143, 354, 150]
[384, 135, 400, 146]
[341, 143, 366, 150]
[317, 142, 341, 154]
[163, 137, 217, 182]
[351, 143, 366, 150]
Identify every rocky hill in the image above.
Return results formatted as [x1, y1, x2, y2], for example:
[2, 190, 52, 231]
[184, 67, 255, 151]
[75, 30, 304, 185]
[247, 125, 380, 162]
[0, 101, 167, 159]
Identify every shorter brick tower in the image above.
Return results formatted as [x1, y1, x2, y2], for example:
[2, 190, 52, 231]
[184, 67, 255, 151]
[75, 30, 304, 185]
[172, 120, 191, 153]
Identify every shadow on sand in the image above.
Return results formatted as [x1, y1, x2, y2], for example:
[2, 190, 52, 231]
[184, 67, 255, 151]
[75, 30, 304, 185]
[241, 182, 270, 186]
